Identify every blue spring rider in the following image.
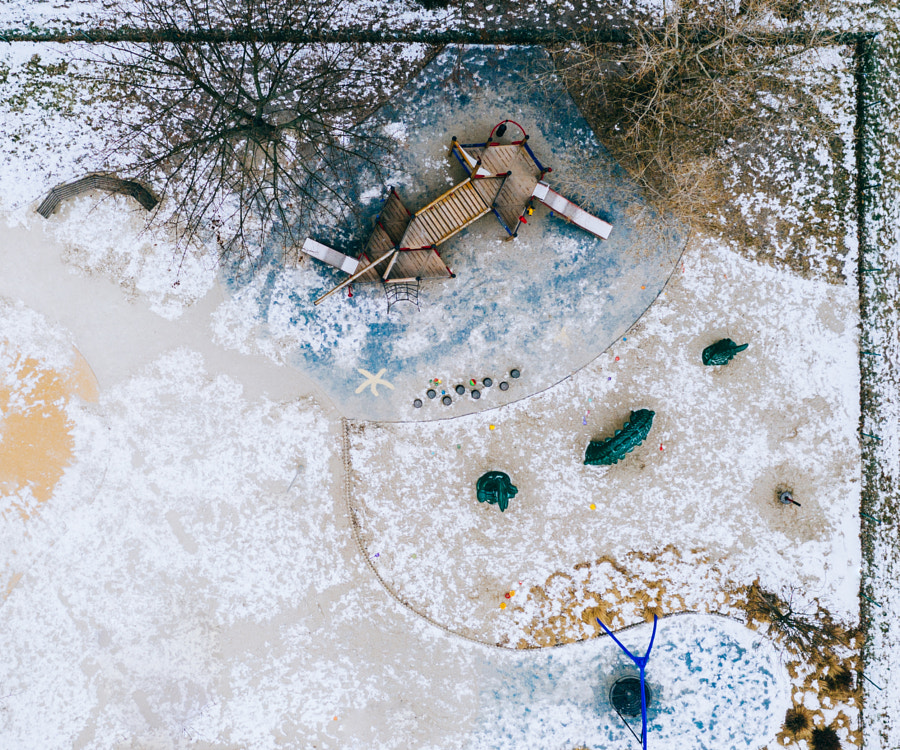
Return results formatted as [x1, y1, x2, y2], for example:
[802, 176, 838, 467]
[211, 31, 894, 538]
[597, 614, 658, 749]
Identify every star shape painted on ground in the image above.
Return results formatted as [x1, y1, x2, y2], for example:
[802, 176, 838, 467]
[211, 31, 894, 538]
[355, 368, 395, 397]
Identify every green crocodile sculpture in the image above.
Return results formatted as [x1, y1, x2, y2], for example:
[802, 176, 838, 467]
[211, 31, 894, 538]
[476, 471, 519, 512]
[702, 338, 749, 366]
[584, 409, 655, 466]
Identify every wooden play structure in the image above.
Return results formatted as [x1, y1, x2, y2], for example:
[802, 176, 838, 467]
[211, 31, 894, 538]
[306, 121, 613, 307]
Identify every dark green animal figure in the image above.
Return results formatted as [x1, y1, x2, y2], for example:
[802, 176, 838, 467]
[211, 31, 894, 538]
[584, 409, 655, 466]
[476, 471, 518, 512]
[702, 338, 749, 366]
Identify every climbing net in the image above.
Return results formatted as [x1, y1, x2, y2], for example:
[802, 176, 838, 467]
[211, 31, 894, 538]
[383, 278, 420, 313]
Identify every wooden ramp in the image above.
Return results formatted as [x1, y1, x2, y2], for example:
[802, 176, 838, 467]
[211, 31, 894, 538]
[398, 177, 498, 250]
[354, 188, 455, 284]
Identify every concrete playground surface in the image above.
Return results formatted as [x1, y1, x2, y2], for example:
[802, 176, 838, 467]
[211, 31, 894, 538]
[0, 46, 862, 750]
[217, 46, 685, 423]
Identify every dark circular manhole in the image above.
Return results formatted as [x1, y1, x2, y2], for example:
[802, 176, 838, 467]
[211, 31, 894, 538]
[472, 389, 481, 399]
[499, 381, 509, 391]
[610, 677, 652, 718]
[455, 384, 466, 395]
[413, 399, 423, 408]
[427, 389, 437, 399]
[510, 369, 520, 378]
[483, 377, 493, 387]
[442, 395, 452, 406]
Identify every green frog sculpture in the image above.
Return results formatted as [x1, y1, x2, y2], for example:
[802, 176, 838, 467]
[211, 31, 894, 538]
[702, 338, 749, 366]
[476, 471, 519, 512]
[584, 409, 655, 466]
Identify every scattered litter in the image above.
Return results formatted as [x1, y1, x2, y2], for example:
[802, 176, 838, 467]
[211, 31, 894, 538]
[615, 356, 619, 362]
[660, 445, 664, 451]
[489, 425, 496, 430]
[499, 602, 507, 610]
[590, 503, 596, 510]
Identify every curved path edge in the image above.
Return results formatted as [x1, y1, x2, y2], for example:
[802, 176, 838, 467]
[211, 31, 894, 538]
[340, 416, 754, 651]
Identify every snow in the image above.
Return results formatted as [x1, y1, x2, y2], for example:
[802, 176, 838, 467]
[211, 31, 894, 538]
[0, 2, 895, 747]
[347, 237, 861, 649]
[855, 7, 900, 750]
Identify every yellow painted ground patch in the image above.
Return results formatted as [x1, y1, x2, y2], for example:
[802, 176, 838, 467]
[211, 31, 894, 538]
[1, 341, 98, 599]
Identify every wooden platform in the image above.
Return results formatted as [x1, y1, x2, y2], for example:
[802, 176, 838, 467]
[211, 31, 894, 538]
[460, 143, 543, 233]
[355, 189, 454, 282]
[37, 174, 158, 218]
[399, 178, 497, 249]
[313, 132, 550, 304]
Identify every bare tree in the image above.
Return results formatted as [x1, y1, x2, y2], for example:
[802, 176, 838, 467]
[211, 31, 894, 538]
[90, 0, 433, 266]
[551, 0, 837, 236]
[744, 582, 854, 662]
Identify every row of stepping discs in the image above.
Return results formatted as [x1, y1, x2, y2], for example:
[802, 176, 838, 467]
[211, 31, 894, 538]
[413, 369, 520, 408]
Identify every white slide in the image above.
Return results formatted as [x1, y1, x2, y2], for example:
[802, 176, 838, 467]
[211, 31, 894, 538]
[531, 181, 613, 240]
[301, 238, 360, 275]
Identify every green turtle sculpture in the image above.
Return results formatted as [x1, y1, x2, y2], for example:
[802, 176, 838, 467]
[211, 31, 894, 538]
[702, 338, 749, 366]
[584, 409, 655, 466]
[476, 471, 519, 512]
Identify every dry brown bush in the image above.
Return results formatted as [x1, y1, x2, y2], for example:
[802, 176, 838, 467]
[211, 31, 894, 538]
[743, 582, 855, 663]
[784, 705, 812, 734]
[551, 0, 840, 260]
[811, 725, 842, 750]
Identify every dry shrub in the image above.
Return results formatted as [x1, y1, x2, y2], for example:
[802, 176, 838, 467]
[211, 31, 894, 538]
[823, 668, 855, 695]
[811, 726, 842, 750]
[743, 582, 854, 663]
[551, 0, 838, 256]
[784, 706, 811, 734]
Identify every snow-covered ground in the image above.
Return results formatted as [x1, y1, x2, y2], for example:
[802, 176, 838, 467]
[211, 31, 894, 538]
[348, 238, 861, 646]
[1, 3, 897, 748]
[0, 230, 854, 750]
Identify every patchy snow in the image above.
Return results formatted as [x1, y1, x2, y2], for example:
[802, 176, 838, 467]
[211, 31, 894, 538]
[47, 196, 218, 319]
[857, 8, 900, 750]
[0, 339, 791, 750]
[0, 4, 892, 748]
[348, 237, 861, 649]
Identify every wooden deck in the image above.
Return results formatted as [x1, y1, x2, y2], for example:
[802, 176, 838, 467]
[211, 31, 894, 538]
[457, 143, 542, 233]
[355, 188, 453, 282]
[315, 133, 549, 302]
[398, 178, 495, 250]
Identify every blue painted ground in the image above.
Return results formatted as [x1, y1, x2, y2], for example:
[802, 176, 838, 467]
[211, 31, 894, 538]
[470, 615, 787, 750]
[221, 46, 685, 422]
